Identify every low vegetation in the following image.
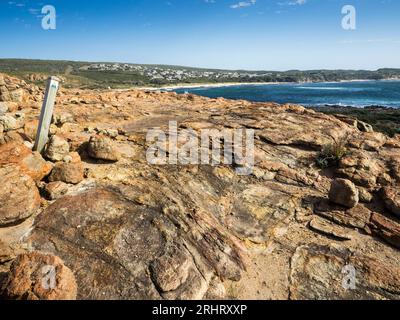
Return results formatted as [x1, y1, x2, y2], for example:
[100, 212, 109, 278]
[316, 136, 348, 169]
[312, 106, 400, 137]
[1, 58, 400, 89]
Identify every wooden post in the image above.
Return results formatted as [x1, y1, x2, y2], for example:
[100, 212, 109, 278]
[33, 76, 60, 153]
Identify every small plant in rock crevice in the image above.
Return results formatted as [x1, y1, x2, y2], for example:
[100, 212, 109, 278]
[316, 136, 348, 169]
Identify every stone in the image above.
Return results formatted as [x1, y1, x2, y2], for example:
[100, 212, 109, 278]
[100, 129, 118, 138]
[1, 73, 400, 300]
[150, 246, 192, 292]
[49, 161, 84, 185]
[63, 152, 81, 164]
[309, 217, 353, 241]
[52, 113, 74, 126]
[0, 102, 8, 115]
[357, 120, 374, 133]
[4, 102, 18, 113]
[23, 119, 39, 141]
[377, 173, 392, 186]
[314, 200, 371, 230]
[0, 165, 40, 226]
[44, 135, 70, 162]
[44, 181, 69, 200]
[290, 244, 400, 299]
[370, 213, 400, 249]
[329, 178, 359, 208]
[29, 186, 243, 299]
[337, 150, 383, 189]
[0, 241, 15, 264]
[381, 187, 400, 218]
[203, 277, 226, 300]
[2, 252, 77, 300]
[0, 86, 11, 101]
[358, 187, 373, 203]
[49, 124, 59, 135]
[0, 113, 24, 132]
[0, 142, 53, 183]
[87, 136, 120, 162]
[9, 89, 25, 103]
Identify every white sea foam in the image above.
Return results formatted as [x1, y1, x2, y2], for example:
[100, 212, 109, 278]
[295, 87, 348, 90]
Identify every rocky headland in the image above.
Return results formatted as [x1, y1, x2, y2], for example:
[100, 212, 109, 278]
[0, 73, 400, 300]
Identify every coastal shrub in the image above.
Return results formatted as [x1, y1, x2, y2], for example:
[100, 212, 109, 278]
[316, 136, 348, 169]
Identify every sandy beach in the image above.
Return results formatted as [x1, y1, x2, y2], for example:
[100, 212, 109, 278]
[126, 78, 400, 92]
[129, 81, 282, 91]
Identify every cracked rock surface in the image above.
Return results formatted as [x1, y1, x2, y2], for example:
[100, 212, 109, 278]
[0, 73, 399, 300]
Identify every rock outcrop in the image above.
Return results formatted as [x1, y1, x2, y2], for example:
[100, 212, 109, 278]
[0, 72, 400, 300]
[382, 187, 400, 218]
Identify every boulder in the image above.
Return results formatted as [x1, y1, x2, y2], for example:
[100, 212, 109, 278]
[0, 102, 8, 115]
[2, 252, 77, 300]
[329, 178, 359, 208]
[44, 181, 69, 200]
[49, 161, 84, 185]
[23, 119, 39, 141]
[0, 165, 40, 226]
[0, 142, 53, 183]
[0, 86, 11, 101]
[381, 187, 400, 218]
[0, 113, 24, 132]
[150, 246, 192, 292]
[44, 135, 70, 162]
[87, 136, 120, 162]
[9, 89, 25, 103]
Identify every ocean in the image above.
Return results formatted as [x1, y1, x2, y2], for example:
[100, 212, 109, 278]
[173, 80, 400, 108]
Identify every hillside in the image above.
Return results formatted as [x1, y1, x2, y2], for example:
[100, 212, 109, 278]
[1, 59, 400, 89]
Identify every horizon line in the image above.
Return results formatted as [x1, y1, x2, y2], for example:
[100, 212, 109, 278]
[0, 57, 399, 73]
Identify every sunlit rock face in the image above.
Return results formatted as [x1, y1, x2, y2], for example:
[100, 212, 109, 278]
[0, 72, 400, 300]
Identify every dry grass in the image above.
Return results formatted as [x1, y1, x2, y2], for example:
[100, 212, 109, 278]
[316, 136, 348, 168]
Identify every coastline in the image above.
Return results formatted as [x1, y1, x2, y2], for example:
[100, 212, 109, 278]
[129, 78, 400, 91]
[130, 81, 281, 91]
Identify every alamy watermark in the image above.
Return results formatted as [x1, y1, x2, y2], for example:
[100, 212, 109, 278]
[342, 264, 357, 290]
[41, 264, 57, 290]
[146, 121, 255, 175]
[342, 5, 356, 30]
[41, 5, 56, 30]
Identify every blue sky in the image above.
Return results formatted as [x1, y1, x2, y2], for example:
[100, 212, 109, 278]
[0, 0, 399, 70]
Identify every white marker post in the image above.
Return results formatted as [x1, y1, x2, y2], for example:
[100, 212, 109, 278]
[33, 76, 60, 153]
